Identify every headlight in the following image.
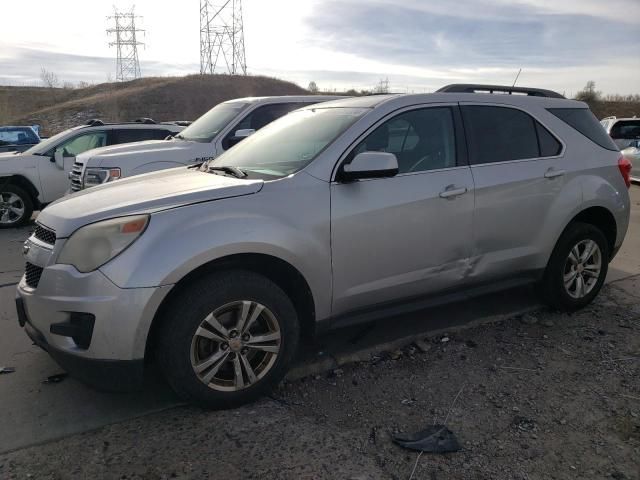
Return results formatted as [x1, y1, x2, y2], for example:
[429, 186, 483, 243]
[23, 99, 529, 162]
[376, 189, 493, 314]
[57, 215, 149, 273]
[84, 167, 122, 187]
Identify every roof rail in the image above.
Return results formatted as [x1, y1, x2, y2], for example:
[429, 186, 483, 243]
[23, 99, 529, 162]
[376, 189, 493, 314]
[134, 117, 156, 124]
[161, 120, 192, 126]
[85, 119, 105, 126]
[437, 84, 565, 99]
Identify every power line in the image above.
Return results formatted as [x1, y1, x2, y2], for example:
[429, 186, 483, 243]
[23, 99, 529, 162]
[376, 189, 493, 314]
[107, 6, 145, 82]
[200, 0, 247, 75]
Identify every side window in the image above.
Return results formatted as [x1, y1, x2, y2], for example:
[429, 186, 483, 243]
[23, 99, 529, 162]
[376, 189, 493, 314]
[350, 107, 456, 174]
[56, 132, 107, 157]
[222, 103, 300, 150]
[237, 103, 300, 131]
[536, 122, 562, 157]
[462, 106, 539, 164]
[111, 129, 170, 144]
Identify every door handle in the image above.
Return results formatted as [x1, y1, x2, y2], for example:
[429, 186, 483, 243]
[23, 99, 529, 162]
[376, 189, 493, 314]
[439, 186, 468, 199]
[544, 168, 565, 179]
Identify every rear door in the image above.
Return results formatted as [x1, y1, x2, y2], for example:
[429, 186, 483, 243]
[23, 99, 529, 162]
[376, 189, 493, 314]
[460, 103, 566, 282]
[330, 104, 475, 315]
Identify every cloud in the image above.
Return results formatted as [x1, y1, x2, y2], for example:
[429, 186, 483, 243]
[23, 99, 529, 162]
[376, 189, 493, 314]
[306, 0, 639, 70]
[0, 45, 198, 85]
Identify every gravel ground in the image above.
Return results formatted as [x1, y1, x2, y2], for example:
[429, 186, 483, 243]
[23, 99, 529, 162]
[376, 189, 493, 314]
[1, 279, 639, 480]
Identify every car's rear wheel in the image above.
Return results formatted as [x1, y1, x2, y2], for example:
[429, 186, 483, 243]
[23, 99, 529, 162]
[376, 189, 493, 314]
[156, 270, 299, 409]
[0, 184, 33, 228]
[540, 222, 609, 311]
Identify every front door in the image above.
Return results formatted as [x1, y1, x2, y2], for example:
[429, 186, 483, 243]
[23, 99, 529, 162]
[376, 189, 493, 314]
[330, 105, 475, 315]
[40, 131, 107, 202]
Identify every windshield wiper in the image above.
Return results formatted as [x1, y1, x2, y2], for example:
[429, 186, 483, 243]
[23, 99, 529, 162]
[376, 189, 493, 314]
[207, 165, 247, 178]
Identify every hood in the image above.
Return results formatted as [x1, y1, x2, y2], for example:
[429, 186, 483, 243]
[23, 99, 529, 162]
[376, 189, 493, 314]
[0, 150, 23, 159]
[38, 167, 263, 237]
[78, 139, 211, 166]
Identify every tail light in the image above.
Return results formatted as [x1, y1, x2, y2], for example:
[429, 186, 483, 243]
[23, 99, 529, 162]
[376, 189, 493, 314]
[618, 155, 632, 188]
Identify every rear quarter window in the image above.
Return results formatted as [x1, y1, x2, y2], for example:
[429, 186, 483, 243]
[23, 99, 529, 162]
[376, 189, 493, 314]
[547, 108, 619, 151]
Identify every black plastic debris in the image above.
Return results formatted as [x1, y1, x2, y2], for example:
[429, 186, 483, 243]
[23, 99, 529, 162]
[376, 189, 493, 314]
[43, 373, 68, 384]
[0, 366, 16, 374]
[392, 425, 462, 453]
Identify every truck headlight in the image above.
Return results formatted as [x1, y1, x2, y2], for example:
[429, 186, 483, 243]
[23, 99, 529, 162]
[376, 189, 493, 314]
[84, 167, 122, 187]
[57, 215, 149, 273]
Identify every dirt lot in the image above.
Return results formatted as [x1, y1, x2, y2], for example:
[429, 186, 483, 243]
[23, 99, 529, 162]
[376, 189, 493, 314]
[1, 276, 638, 480]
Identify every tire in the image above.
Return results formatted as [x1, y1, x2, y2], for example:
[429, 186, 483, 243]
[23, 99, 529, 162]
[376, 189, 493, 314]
[156, 270, 300, 409]
[540, 222, 609, 311]
[0, 184, 33, 229]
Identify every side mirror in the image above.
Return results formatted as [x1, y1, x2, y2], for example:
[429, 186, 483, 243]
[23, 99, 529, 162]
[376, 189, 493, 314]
[234, 128, 255, 139]
[53, 150, 65, 170]
[224, 128, 255, 149]
[340, 151, 399, 181]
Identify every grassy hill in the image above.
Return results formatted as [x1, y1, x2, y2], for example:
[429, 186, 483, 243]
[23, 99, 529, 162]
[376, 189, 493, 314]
[1, 75, 638, 136]
[0, 74, 309, 135]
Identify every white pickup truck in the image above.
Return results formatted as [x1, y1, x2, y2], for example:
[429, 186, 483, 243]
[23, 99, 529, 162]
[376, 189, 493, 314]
[0, 120, 184, 227]
[70, 96, 340, 193]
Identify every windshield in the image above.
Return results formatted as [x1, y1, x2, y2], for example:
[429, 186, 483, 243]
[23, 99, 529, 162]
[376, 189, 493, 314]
[0, 127, 39, 146]
[22, 126, 82, 155]
[179, 102, 248, 142]
[205, 107, 369, 178]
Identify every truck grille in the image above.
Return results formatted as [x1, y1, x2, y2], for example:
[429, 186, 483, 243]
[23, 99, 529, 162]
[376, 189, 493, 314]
[25, 262, 44, 289]
[69, 161, 84, 192]
[34, 224, 56, 245]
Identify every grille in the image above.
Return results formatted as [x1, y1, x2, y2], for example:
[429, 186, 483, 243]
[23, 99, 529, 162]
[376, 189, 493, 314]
[69, 161, 84, 192]
[25, 262, 44, 289]
[34, 224, 56, 245]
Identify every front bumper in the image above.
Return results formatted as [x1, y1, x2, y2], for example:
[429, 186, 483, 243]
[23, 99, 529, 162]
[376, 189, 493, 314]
[16, 262, 172, 391]
[17, 295, 144, 391]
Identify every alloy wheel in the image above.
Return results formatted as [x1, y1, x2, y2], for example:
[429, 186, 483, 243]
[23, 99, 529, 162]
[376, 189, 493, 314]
[563, 239, 602, 299]
[190, 300, 282, 391]
[0, 192, 25, 225]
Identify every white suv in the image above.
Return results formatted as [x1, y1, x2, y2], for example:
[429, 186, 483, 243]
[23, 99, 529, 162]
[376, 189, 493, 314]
[0, 120, 183, 227]
[70, 96, 340, 193]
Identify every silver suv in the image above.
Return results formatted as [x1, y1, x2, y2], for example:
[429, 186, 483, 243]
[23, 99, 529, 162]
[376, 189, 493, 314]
[16, 84, 631, 408]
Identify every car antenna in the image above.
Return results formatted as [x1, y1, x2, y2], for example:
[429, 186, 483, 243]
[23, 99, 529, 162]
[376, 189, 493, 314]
[512, 68, 522, 87]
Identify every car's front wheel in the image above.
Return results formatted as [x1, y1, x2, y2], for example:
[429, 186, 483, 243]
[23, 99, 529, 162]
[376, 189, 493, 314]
[156, 270, 300, 409]
[0, 184, 33, 228]
[540, 222, 609, 311]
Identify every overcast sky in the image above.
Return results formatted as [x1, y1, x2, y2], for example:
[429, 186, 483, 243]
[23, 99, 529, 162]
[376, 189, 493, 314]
[1, 0, 639, 95]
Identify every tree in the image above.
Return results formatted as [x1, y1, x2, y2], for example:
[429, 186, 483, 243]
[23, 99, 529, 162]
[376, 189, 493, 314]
[575, 81, 601, 104]
[40, 67, 59, 88]
[308, 81, 319, 93]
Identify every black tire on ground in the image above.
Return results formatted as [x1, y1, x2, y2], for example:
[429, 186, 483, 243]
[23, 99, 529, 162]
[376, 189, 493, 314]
[540, 222, 609, 311]
[0, 184, 34, 229]
[156, 270, 300, 409]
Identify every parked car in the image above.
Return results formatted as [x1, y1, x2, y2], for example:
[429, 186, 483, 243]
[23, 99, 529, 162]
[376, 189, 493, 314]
[0, 126, 40, 153]
[69, 96, 341, 192]
[16, 84, 630, 408]
[0, 119, 183, 227]
[601, 116, 640, 183]
[621, 140, 640, 183]
[600, 116, 640, 150]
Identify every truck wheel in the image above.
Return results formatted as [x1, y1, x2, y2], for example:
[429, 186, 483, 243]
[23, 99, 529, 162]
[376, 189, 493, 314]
[0, 184, 33, 228]
[156, 270, 300, 409]
[540, 222, 609, 311]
